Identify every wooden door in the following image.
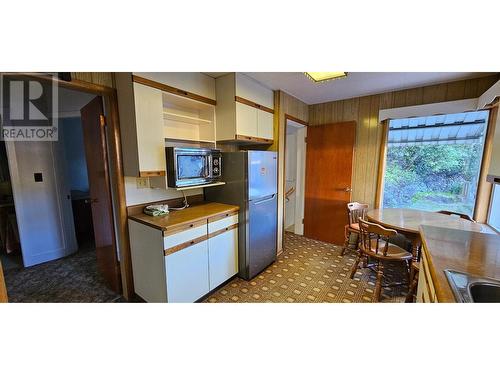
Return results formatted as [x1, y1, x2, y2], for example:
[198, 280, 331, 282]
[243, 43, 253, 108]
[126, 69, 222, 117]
[0, 259, 7, 302]
[80, 96, 121, 293]
[304, 122, 356, 244]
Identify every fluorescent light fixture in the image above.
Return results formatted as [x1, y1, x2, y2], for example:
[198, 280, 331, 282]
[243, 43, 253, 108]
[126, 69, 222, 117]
[305, 72, 348, 83]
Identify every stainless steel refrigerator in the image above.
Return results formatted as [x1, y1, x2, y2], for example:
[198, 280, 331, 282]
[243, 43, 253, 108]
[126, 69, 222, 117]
[205, 151, 277, 280]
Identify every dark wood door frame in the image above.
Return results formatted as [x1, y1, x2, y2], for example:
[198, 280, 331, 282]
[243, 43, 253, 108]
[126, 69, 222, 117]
[18, 73, 134, 300]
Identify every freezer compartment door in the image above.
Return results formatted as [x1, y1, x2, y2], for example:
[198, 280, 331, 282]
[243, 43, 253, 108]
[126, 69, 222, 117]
[248, 151, 277, 200]
[248, 194, 277, 279]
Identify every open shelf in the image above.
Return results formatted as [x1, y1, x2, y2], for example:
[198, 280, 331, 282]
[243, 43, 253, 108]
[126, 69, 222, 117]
[163, 111, 213, 126]
[175, 181, 225, 191]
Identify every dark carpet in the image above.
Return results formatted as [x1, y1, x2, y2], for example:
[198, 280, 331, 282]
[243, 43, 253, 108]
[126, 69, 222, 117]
[4, 248, 121, 303]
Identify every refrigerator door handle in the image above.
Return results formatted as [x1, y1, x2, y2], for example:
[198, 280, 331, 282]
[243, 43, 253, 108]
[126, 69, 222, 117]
[252, 194, 276, 205]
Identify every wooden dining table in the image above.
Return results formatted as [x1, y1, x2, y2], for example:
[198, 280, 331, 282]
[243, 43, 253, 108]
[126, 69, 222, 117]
[366, 208, 495, 255]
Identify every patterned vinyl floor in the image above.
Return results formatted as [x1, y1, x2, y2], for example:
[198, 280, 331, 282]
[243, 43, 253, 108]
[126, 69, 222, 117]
[4, 247, 122, 303]
[205, 232, 409, 303]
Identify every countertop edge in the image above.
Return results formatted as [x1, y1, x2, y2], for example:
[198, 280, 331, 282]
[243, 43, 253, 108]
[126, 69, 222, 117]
[128, 203, 239, 232]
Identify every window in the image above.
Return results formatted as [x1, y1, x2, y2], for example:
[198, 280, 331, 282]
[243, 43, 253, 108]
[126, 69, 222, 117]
[382, 110, 489, 217]
[488, 184, 500, 232]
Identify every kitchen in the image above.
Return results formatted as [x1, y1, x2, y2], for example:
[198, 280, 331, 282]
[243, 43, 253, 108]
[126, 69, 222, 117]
[2, 2, 499, 374]
[109, 72, 500, 304]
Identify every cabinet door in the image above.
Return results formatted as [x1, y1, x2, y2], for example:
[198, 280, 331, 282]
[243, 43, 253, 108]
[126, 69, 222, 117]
[208, 228, 238, 290]
[235, 102, 258, 138]
[165, 241, 210, 302]
[257, 110, 274, 140]
[133, 82, 166, 173]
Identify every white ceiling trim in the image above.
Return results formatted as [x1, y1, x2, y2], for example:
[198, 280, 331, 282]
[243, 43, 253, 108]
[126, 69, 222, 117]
[379, 99, 479, 122]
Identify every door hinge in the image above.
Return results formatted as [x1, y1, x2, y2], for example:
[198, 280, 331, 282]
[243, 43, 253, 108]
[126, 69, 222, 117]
[304, 137, 307, 143]
[302, 218, 304, 224]
[99, 114, 107, 127]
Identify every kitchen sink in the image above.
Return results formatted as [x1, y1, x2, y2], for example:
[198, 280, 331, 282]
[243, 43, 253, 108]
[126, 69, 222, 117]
[444, 269, 500, 303]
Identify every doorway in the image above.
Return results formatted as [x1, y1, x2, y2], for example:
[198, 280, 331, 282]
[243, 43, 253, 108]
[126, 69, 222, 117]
[1, 83, 121, 301]
[284, 119, 307, 235]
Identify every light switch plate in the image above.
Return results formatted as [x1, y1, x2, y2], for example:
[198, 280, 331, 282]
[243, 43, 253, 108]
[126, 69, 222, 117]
[136, 177, 149, 189]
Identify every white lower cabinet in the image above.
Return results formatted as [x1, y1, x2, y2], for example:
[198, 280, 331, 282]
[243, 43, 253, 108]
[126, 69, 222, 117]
[129, 211, 239, 303]
[208, 228, 238, 290]
[165, 241, 210, 303]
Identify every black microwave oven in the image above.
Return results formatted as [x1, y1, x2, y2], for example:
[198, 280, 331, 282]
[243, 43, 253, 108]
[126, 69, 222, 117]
[166, 147, 222, 188]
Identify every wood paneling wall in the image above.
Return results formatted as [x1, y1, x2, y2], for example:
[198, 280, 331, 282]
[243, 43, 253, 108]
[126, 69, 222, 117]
[308, 74, 500, 208]
[275, 91, 309, 253]
[71, 72, 115, 88]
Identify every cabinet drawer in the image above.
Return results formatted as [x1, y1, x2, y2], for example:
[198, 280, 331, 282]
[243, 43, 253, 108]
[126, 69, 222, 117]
[208, 212, 238, 234]
[163, 220, 207, 250]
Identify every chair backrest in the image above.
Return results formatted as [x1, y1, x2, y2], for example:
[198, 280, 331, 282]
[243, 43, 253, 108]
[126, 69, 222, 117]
[347, 202, 369, 225]
[358, 218, 398, 256]
[437, 210, 474, 222]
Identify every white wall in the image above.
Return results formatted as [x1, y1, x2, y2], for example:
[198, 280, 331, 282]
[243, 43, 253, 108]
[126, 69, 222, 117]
[124, 177, 203, 206]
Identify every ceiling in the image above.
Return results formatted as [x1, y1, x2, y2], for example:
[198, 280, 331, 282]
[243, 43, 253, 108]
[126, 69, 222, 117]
[207, 72, 494, 105]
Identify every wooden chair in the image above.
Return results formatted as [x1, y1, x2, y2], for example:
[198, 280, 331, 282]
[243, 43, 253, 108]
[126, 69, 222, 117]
[437, 210, 474, 222]
[341, 202, 369, 256]
[405, 209, 474, 302]
[349, 218, 412, 302]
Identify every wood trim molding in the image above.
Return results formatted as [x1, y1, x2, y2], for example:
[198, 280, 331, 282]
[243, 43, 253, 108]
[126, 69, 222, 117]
[132, 75, 216, 106]
[235, 96, 274, 114]
[139, 170, 166, 177]
[163, 219, 207, 237]
[0, 259, 7, 303]
[474, 106, 498, 222]
[164, 234, 208, 256]
[208, 223, 238, 239]
[374, 120, 389, 209]
[235, 134, 274, 144]
[207, 210, 238, 223]
[285, 114, 309, 126]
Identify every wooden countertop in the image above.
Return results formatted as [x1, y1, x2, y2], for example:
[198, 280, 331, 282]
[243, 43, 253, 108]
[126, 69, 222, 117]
[419, 225, 500, 302]
[128, 202, 239, 232]
[367, 208, 493, 234]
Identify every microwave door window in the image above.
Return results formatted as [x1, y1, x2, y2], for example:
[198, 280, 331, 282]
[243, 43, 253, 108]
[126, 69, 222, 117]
[177, 155, 206, 179]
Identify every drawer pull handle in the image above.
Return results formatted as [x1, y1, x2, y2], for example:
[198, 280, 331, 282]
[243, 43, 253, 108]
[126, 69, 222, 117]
[190, 240, 194, 245]
[225, 227, 228, 231]
[190, 224, 194, 227]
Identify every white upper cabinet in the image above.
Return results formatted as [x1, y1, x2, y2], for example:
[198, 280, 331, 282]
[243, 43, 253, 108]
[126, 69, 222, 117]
[215, 73, 275, 143]
[257, 110, 274, 140]
[235, 73, 274, 109]
[236, 101, 258, 137]
[133, 82, 166, 174]
[116, 73, 165, 177]
[134, 72, 216, 100]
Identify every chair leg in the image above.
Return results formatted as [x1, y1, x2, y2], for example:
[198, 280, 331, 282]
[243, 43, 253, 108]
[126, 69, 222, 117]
[349, 252, 362, 279]
[405, 274, 418, 303]
[373, 261, 384, 302]
[341, 227, 350, 256]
